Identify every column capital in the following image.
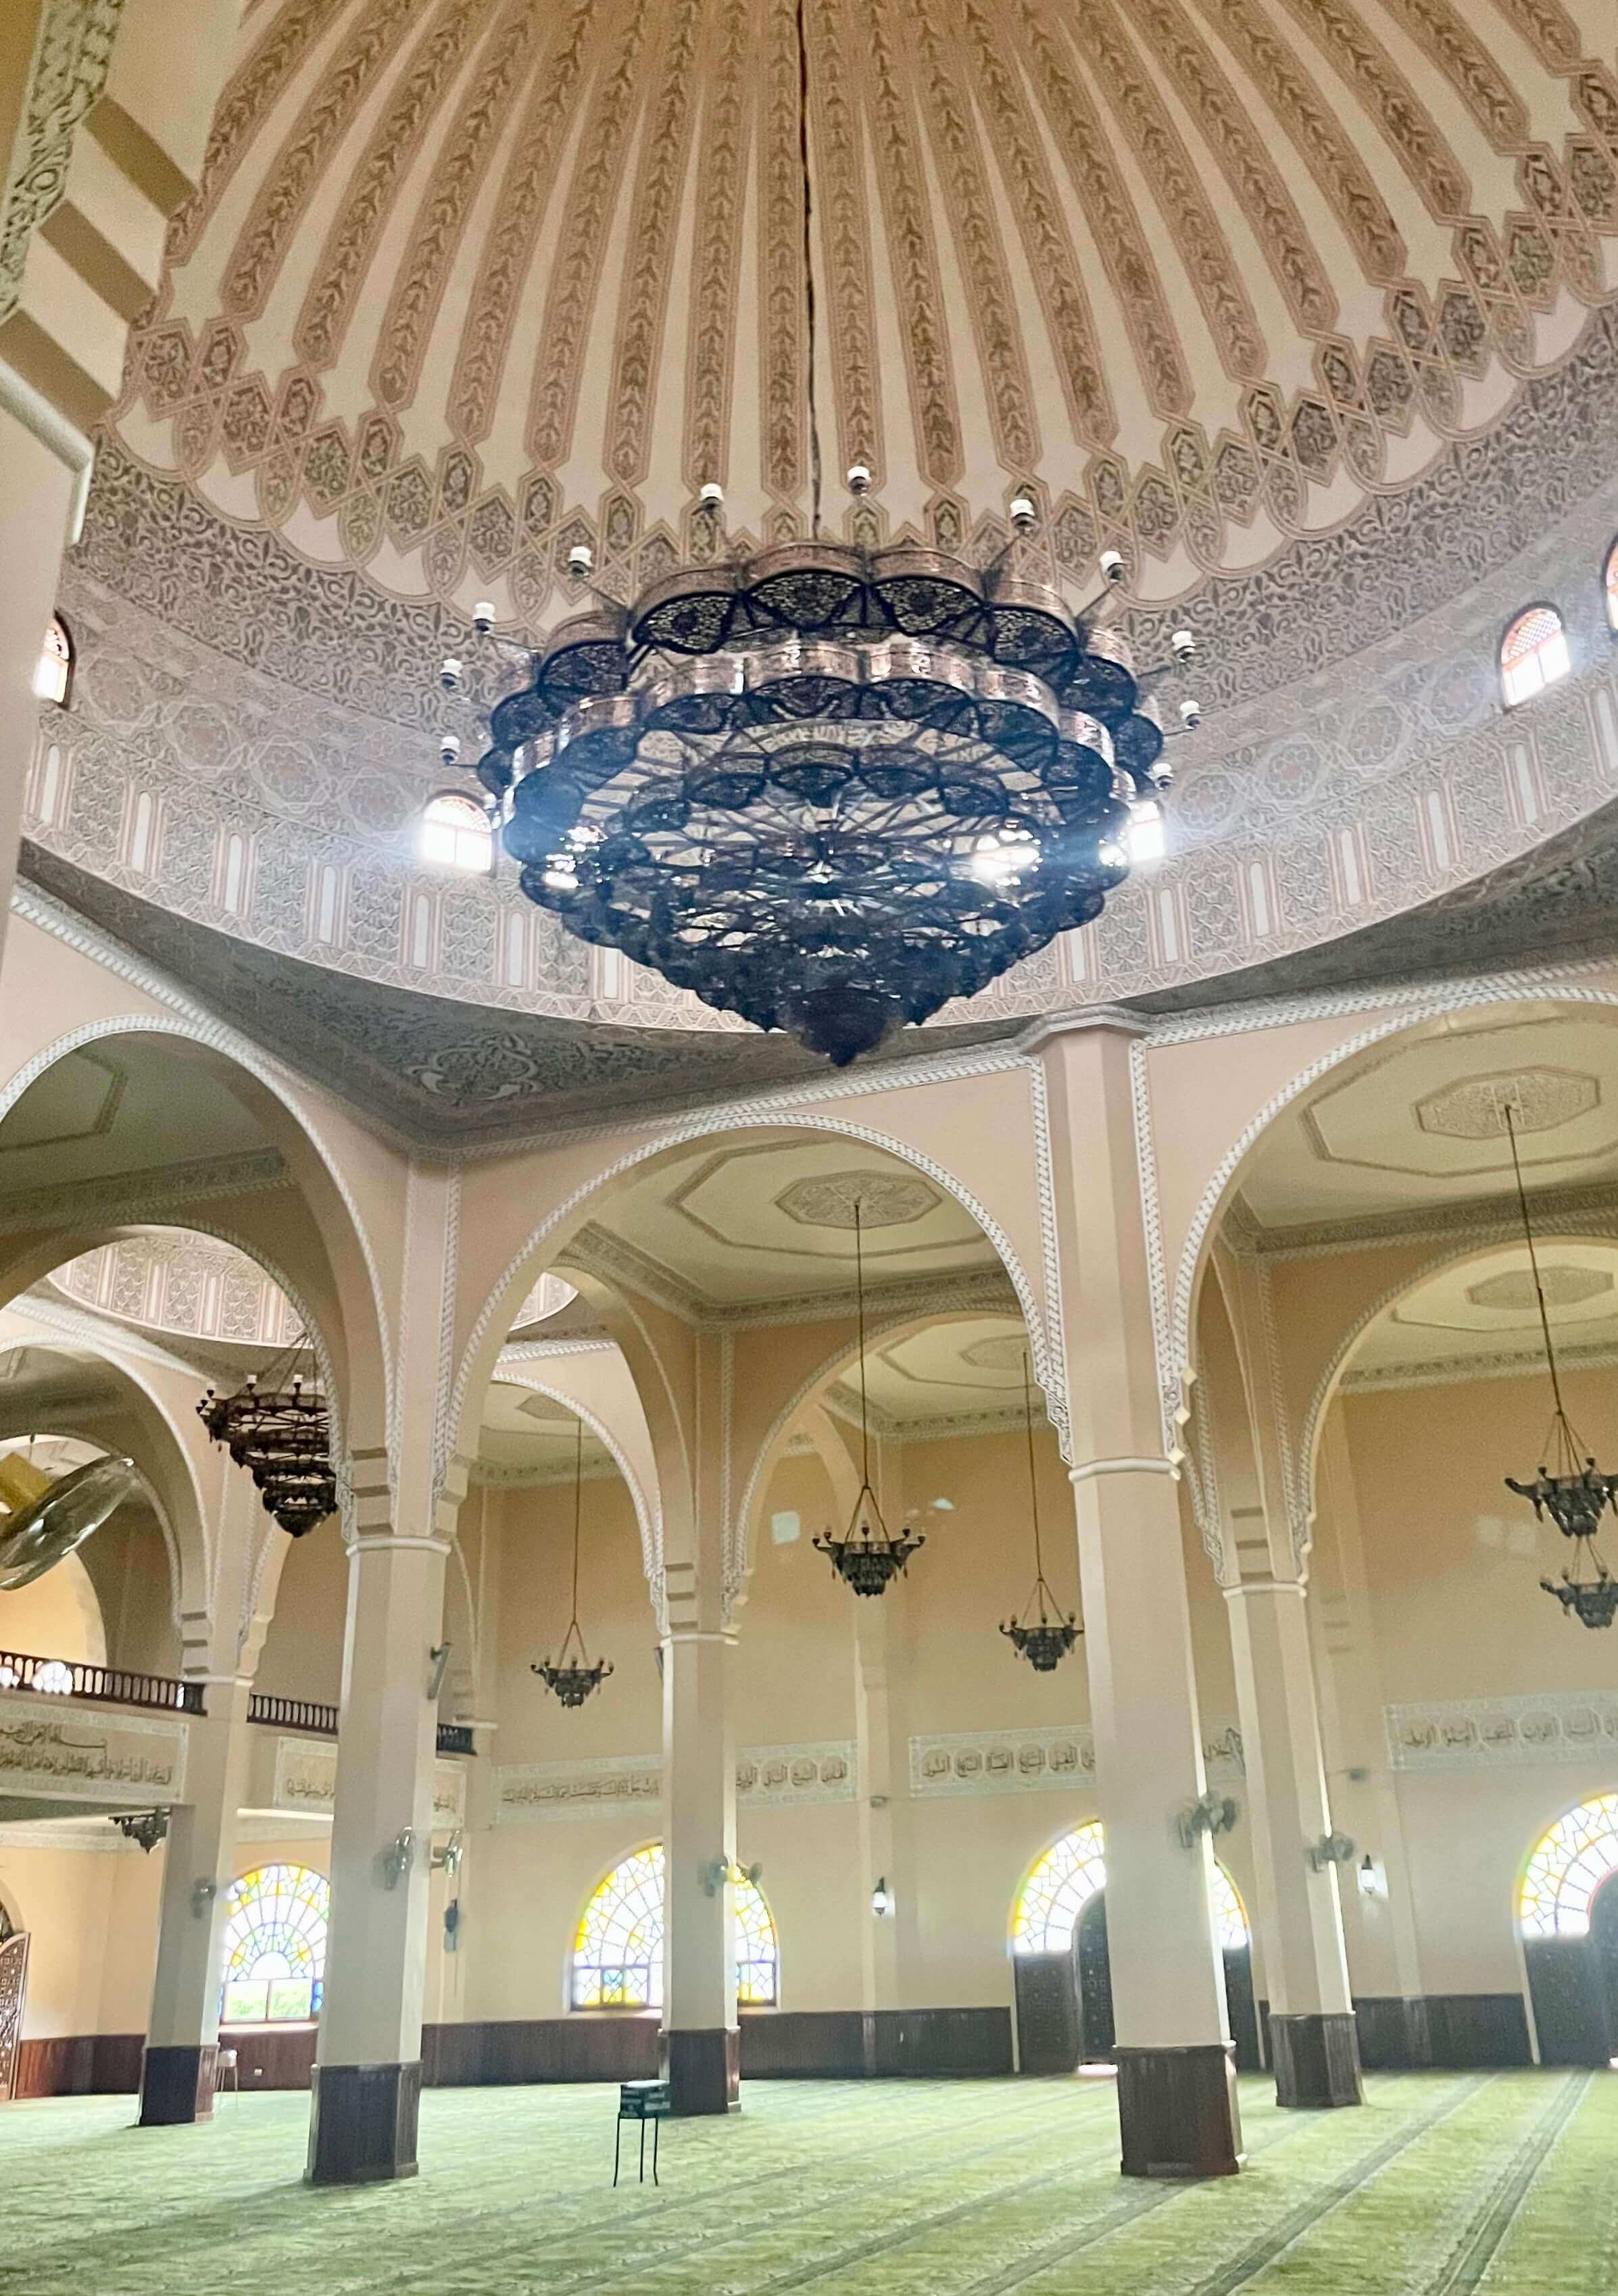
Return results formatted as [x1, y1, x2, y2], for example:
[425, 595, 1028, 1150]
[1019, 1005, 1151, 1057]
[1222, 1576, 1307, 1601]
[345, 1532, 453, 1557]
[1069, 1455, 1177, 1485]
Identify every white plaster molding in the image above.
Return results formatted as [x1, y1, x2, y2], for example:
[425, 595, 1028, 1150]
[1067, 1455, 1175, 1482]
[0, 1149, 291, 1237]
[1341, 1339, 1618, 1393]
[481, 1363, 659, 1609]
[1386, 1693, 1618, 1773]
[3, 889, 397, 1435]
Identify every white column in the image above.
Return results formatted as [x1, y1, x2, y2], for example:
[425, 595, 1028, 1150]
[137, 1678, 252, 2123]
[1226, 1579, 1360, 2103]
[1037, 1016, 1241, 2178]
[661, 1627, 738, 2112]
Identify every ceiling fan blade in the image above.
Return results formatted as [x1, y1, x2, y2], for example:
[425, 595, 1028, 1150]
[0, 1455, 139, 1591]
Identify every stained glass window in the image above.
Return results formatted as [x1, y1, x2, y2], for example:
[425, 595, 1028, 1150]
[420, 791, 491, 871]
[1500, 604, 1570, 707]
[1519, 1793, 1618, 1939]
[1012, 1824, 1248, 1952]
[220, 1863, 329, 2024]
[33, 615, 71, 707]
[570, 1843, 779, 2009]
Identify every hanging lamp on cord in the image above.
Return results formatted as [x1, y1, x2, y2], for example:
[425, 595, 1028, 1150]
[1500, 1101, 1618, 1628]
[533, 1418, 616, 1703]
[813, 1200, 926, 1595]
[1000, 1353, 1081, 1670]
[430, 0, 1202, 1068]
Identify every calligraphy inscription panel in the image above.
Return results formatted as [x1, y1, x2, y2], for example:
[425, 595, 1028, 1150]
[0, 1694, 188, 1804]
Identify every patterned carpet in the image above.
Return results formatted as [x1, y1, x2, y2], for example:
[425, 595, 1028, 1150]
[0, 2072, 1612, 2296]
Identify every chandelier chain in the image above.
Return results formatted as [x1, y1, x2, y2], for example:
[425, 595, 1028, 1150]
[795, 0, 823, 542]
[1504, 1099, 1573, 1452]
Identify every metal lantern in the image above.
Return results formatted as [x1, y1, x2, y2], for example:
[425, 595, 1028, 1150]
[1000, 1353, 1081, 1671]
[533, 1419, 614, 1705]
[197, 1338, 337, 1538]
[1500, 1103, 1618, 1628]
[813, 1200, 925, 1596]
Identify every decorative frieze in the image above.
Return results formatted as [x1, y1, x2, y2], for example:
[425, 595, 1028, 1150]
[1386, 1695, 1618, 1773]
[272, 1736, 466, 1826]
[495, 1741, 857, 1824]
[0, 1697, 187, 1805]
[909, 1722, 1244, 1799]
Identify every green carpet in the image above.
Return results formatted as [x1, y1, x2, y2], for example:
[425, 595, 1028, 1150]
[0, 2073, 1611, 2295]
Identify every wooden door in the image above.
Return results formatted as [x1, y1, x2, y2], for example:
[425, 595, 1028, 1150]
[0, 1932, 29, 2101]
[1077, 1892, 1114, 2060]
[1013, 1952, 1081, 2074]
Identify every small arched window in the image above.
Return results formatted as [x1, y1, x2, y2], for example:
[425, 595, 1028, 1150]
[1500, 604, 1570, 707]
[220, 1862, 329, 2024]
[33, 614, 72, 708]
[1604, 538, 1617, 632]
[419, 791, 491, 872]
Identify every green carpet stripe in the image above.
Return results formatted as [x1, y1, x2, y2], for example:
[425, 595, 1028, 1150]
[1177, 2075, 1494, 2296]
[1425, 2072, 1592, 2296]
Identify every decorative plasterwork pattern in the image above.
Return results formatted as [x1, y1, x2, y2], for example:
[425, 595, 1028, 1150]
[493, 1740, 856, 1825]
[46, 1229, 299, 1348]
[36, 443, 1618, 1058]
[1386, 1694, 1618, 1773]
[908, 1722, 1244, 1799]
[1228, 1176, 1618, 1264]
[0, 0, 126, 326]
[0, 1148, 291, 1238]
[1342, 1337, 1618, 1394]
[114, 1, 1618, 599]
[0, 1695, 188, 1805]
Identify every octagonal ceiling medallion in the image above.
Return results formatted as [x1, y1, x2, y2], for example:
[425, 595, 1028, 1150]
[1416, 1068, 1600, 1141]
[1466, 1266, 1614, 1313]
[775, 1172, 941, 1231]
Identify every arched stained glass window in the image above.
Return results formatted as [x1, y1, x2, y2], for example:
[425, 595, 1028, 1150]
[420, 791, 491, 871]
[1012, 1824, 1248, 1952]
[1604, 539, 1617, 631]
[220, 1863, 329, 2024]
[1500, 604, 1570, 707]
[1519, 1793, 1618, 1939]
[33, 615, 72, 708]
[570, 1843, 779, 2009]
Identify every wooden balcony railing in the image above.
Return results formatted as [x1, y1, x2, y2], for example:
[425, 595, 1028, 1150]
[245, 1693, 474, 1757]
[0, 1650, 204, 1715]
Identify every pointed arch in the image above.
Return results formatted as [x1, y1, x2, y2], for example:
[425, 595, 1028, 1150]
[1011, 1822, 1248, 1951]
[570, 1842, 779, 2009]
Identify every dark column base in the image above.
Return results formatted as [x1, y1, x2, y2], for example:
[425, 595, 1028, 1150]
[662, 2026, 739, 2115]
[305, 2062, 421, 2185]
[1401, 1995, 1432, 2067]
[137, 2043, 217, 2126]
[1271, 2013, 1363, 2108]
[1114, 2044, 1242, 2178]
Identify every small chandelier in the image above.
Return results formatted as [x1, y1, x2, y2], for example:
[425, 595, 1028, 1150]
[532, 1418, 614, 1705]
[432, 14, 1201, 1069]
[197, 1338, 336, 1537]
[813, 1200, 925, 1595]
[1000, 1353, 1081, 1670]
[1499, 1103, 1618, 1629]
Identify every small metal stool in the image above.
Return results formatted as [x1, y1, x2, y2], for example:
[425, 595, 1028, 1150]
[214, 2048, 239, 2101]
[613, 2078, 668, 2186]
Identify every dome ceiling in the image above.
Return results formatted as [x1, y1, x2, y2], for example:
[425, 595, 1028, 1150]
[113, 0, 1618, 617]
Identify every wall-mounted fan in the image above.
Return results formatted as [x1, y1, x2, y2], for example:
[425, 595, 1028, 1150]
[0, 1454, 139, 1590]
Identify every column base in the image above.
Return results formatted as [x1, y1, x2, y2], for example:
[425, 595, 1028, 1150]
[1114, 2045, 1242, 2178]
[662, 2027, 739, 2115]
[305, 2062, 421, 2185]
[1271, 2014, 1363, 2107]
[137, 2043, 217, 2126]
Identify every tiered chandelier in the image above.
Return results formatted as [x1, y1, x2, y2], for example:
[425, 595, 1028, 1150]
[813, 1199, 925, 1596]
[532, 1418, 614, 1706]
[1000, 1355, 1081, 1672]
[432, 12, 1200, 1067]
[1499, 1104, 1618, 1629]
[197, 1337, 337, 1537]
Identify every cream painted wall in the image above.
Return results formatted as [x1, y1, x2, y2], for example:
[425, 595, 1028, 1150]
[254, 1523, 349, 1708]
[0, 1550, 104, 1664]
[0, 1841, 119, 2038]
